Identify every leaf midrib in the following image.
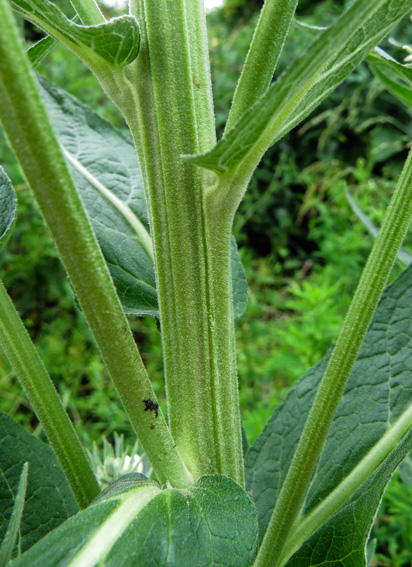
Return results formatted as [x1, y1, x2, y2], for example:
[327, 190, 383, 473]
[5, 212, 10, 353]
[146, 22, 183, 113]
[62, 147, 153, 261]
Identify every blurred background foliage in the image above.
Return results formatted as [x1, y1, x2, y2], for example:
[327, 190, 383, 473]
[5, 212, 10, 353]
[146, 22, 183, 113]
[0, 0, 412, 564]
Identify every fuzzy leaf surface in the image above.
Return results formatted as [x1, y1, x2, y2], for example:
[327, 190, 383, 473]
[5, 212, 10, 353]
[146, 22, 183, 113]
[39, 79, 248, 318]
[10, 0, 139, 67]
[0, 167, 17, 250]
[10, 474, 258, 567]
[187, 0, 411, 174]
[245, 263, 412, 565]
[0, 412, 78, 557]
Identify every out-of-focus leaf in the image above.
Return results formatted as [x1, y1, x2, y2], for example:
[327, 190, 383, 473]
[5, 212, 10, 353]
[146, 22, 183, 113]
[346, 189, 412, 266]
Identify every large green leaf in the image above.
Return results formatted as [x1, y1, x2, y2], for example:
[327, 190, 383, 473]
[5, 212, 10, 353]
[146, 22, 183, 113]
[39, 78, 248, 318]
[0, 166, 17, 250]
[10, 473, 258, 567]
[0, 412, 78, 557]
[245, 263, 412, 566]
[10, 0, 139, 68]
[187, 0, 410, 174]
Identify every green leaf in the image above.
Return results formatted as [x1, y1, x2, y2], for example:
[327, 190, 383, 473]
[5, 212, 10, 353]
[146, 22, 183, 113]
[245, 263, 412, 566]
[368, 48, 412, 108]
[0, 412, 78, 557]
[10, 0, 139, 68]
[27, 36, 56, 67]
[230, 236, 248, 318]
[0, 166, 17, 250]
[0, 463, 28, 566]
[39, 78, 248, 318]
[10, 474, 258, 567]
[187, 0, 411, 174]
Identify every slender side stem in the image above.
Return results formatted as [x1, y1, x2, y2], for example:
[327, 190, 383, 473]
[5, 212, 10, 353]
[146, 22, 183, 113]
[225, 0, 298, 133]
[279, 401, 412, 565]
[254, 149, 412, 567]
[0, 282, 99, 508]
[0, 0, 191, 489]
[69, 0, 104, 25]
[123, 0, 244, 483]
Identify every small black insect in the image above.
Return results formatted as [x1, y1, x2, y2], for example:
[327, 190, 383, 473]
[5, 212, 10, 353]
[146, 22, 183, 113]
[143, 398, 159, 418]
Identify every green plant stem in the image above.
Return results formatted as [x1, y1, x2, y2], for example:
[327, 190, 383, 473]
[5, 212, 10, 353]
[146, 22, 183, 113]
[69, 0, 104, 25]
[0, 0, 191, 489]
[254, 148, 412, 567]
[0, 283, 99, 508]
[278, 400, 412, 565]
[225, 0, 298, 133]
[122, 0, 244, 483]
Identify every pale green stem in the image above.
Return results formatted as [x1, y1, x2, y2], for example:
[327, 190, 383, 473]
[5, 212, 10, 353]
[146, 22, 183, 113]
[69, 0, 105, 25]
[123, 0, 244, 483]
[0, 282, 99, 508]
[225, 0, 298, 133]
[0, 0, 191, 489]
[254, 148, 412, 567]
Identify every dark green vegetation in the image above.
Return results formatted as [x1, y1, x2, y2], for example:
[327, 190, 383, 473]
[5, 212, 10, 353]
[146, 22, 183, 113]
[1, 0, 412, 564]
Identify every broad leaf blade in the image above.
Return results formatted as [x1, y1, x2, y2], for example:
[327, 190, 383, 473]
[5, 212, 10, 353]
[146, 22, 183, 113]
[0, 463, 28, 567]
[0, 166, 17, 250]
[187, 0, 411, 174]
[245, 263, 412, 565]
[39, 79, 248, 318]
[0, 412, 78, 556]
[11, 474, 258, 567]
[10, 0, 139, 68]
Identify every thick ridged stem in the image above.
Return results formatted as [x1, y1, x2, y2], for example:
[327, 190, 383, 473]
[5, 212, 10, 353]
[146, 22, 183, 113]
[120, 0, 244, 483]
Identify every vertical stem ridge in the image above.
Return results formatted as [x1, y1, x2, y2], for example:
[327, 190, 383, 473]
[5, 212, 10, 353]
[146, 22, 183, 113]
[123, 0, 243, 482]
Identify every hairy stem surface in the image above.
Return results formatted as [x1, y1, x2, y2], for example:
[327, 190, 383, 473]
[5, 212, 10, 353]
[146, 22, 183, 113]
[120, 0, 244, 483]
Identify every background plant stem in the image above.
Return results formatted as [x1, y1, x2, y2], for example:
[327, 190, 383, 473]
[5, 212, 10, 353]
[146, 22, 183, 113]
[0, 282, 99, 508]
[0, 0, 191, 489]
[254, 147, 412, 567]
